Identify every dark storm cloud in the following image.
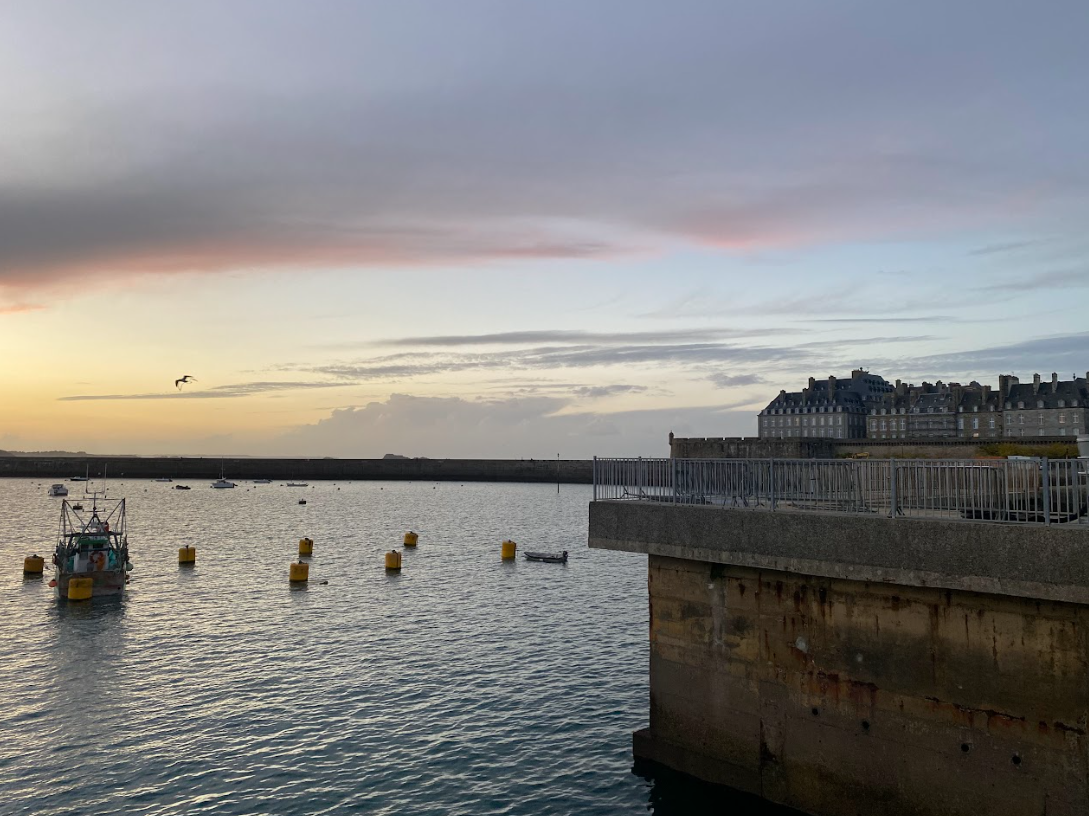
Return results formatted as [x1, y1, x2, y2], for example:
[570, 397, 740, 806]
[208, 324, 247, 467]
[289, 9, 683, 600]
[2, 1, 1088, 287]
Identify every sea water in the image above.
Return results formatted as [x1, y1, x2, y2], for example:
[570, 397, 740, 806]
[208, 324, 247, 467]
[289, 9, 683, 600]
[1, 478, 791, 814]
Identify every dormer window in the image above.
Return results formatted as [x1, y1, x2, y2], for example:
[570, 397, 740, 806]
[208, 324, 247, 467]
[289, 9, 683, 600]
[1059, 400, 1065, 408]
[1037, 400, 1044, 408]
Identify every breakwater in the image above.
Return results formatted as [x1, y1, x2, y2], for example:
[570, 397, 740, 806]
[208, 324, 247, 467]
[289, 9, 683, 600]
[0, 456, 592, 483]
[589, 500, 1089, 815]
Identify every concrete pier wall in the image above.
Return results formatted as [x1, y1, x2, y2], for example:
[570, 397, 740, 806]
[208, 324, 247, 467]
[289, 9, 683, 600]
[0, 456, 592, 483]
[589, 502, 1089, 815]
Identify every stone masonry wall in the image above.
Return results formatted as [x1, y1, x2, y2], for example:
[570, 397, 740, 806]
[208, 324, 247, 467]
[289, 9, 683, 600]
[642, 555, 1089, 816]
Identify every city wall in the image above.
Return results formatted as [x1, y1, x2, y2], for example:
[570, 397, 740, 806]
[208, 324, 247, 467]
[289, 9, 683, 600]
[670, 436, 1074, 460]
[0, 456, 592, 484]
[589, 502, 1089, 816]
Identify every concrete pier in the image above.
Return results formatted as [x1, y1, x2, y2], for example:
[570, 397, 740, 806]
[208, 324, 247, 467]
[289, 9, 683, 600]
[590, 501, 1089, 816]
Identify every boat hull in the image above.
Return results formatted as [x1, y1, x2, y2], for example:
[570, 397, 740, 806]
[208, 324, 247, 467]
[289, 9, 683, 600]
[55, 569, 126, 598]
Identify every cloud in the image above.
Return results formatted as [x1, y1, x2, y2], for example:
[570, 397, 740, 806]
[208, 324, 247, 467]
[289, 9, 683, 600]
[272, 392, 754, 458]
[883, 331, 1089, 379]
[571, 385, 647, 399]
[707, 373, 765, 388]
[1, 2, 1087, 290]
[371, 328, 770, 348]
[0, 302, 45, 315]
[968, 239, 1046, 256]
[974, 268, 1089, 293]
[58, 380, 348, 401]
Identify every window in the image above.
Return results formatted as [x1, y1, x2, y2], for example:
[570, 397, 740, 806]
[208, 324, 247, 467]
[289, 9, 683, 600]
[1037, 400, 1044, 408]
[1018, 413, 1024, 425]
[1039, 428, 1045, 436]
[1060, 428, 1067, 436]
[880, 420, 887, 431]
[957, 418, 964, 430]
[972, 417, 979, 430]
[989, 418, 996, 430]
[900, 419, 906, 431]
[1060, 413, 1066, 423]
[1038, 413, 1044, 425]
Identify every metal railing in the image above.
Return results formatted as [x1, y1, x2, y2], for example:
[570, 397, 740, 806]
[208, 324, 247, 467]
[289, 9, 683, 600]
[592, 457, 1089, 525]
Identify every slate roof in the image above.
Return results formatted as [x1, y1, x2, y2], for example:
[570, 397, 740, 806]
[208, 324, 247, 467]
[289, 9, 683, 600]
[1004, 378, 1089, 410]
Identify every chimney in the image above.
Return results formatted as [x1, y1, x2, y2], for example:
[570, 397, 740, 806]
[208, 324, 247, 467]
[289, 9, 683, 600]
[808, 377, 816, 390]
[983, 385, 992, 401]
[1033, 373, 1041, 393]
[1052, 372, 1059, 392]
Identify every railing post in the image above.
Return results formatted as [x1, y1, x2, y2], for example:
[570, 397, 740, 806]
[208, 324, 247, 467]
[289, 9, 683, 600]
[638, 456, 643, 499]
[889, 458, 897, 518]
[592, 456, 597, 502]
[769, 458, 776, 510]
[670, 456, 676, 503]
[1042, 457, 1051, 526]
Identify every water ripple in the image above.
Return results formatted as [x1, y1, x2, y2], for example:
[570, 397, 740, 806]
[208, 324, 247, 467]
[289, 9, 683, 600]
[1, 479, 792, 814]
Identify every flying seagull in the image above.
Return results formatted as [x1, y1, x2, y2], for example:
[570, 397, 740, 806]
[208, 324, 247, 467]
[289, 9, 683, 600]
[175, 375, 197, 390]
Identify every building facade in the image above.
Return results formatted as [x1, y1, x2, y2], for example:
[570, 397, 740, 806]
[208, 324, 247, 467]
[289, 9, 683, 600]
[867, 381, 1004, 440]
[1003, 373, 1089, 439]
[758, 369, 892, 440]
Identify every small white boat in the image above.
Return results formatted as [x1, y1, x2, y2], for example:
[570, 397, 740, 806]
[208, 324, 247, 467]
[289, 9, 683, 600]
[211, 463, 235, 489]
[69, 476, 89, 482]
[523, 550, 568, 564]
[286, 482, 309, 487]
[253, 478, 272, 484]
[49, 484, 69, 497]
[153, 477, 173, 483]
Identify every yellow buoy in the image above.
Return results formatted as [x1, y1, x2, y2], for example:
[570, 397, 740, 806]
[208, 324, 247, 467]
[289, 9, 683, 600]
[299, 537, 314, 556]
[385, 550, 402, 570]
[68, 576, 93, 601]
[178, 546, 196, 565]
[289, 560, 309, 582]
[403, 531, 418, 547]
[501, 539, 517, 560]
[23, 554, 45, 574]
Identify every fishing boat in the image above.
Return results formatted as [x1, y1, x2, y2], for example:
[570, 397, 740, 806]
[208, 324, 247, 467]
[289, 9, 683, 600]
[174, 485, 192, 490]
[253, 478, 272, 484]
[286, 482, 309, 487]
[153, 477, 173, 482]
[523, 550, 569, 564]
[48, 484, 69, 497]
[52, 495, 131, 598]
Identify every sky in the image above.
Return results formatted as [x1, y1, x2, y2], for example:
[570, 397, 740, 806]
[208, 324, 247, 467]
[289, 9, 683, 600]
[1, 0, 1087, 458]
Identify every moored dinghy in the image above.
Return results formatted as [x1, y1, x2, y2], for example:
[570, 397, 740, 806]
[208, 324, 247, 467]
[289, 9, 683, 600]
[523, 550, 568, 563]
